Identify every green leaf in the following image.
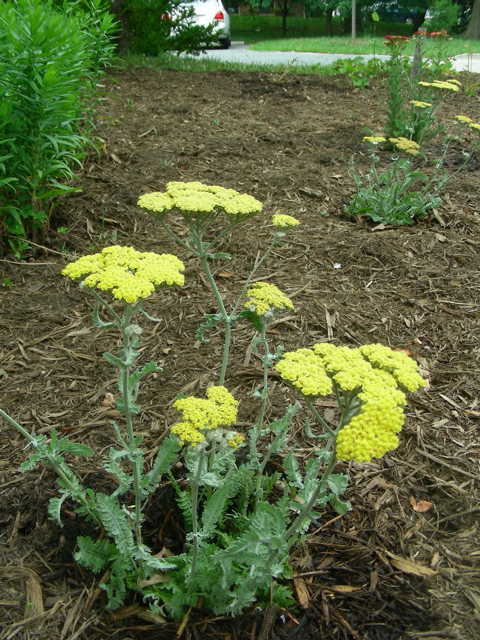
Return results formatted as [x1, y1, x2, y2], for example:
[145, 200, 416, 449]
[201, 474, 237, 538]
[238, 309, 264, 332]
[200, 472, 221, 488]
[195, 313, 223, 343]
[95, 493, 135, 557]
[103, 352, 126, 369]
[47, 495, 68, 526]
[327, 473, 348, 497]
[74, 535, 118, 574]
[144, 436, 180, 494]
[330, 495, 352, 516]
[372, 11, 380, 22]
[128, 361, 159, 388]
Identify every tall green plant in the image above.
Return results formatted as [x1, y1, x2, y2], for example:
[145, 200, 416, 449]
[0, 0, 113, 256]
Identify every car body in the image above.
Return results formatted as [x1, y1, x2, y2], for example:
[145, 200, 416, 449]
[184, 0, 231, 49]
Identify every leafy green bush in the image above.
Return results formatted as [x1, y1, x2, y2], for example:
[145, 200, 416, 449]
[125, 0, 218, 56]
[347, 156, 446, 226]
[0, 0, 114, 256]
[332, 57, 386, 88]
[424, 0, 460, 33]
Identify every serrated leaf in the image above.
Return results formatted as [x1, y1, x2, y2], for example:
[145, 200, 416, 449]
[103, 352, 126, 369]
[144, 436, 181, 494]
[200, 472, 221, 487]
[238, 309, 264, 332]
[327, 474, 348, 497]
[48, 495, 68, 525]
[128, 361, 159, 387]
[329, 495, 351, 515]
[95, 493, 135, 556]
[74, 536, 118, 573]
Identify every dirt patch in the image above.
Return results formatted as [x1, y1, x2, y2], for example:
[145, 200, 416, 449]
[0, 66, 479, 640]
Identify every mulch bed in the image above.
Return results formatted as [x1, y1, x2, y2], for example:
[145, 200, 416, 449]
[0, 65, 479, 640]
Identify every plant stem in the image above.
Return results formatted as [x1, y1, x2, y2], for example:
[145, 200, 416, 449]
[197, 247, 232, 385]
[189, 448, 205, 582]
[119, 313, 144, 547]
[0, 408, 99, 524]
[285, 449, 337, 544]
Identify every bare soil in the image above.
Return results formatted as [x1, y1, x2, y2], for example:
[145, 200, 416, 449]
[0, 66, 479, 640]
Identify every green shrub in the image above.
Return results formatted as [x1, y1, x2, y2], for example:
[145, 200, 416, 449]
[125, 0, 218, 56]
[0, 0, 109, 256]
[346, 156, 446, 226]
[423, 0, 459, 33]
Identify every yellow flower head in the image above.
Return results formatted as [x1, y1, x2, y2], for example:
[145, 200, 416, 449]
[410, 100, 432, 108]
[363, 136, 387, 145]
[244, 282, 294, 316]
[272, 214, 301, 228]
[388, 137, 421, 156]
[226, 432, 246, 448]
[419, 80, 460, 91]
[445, 78, 461, 86]
[276, 342, 426, 463]
[62, 246, 185, 304]
[469, 122, 480, 131]
[275, 348, 333, 396]
[137, 181, 262, 220]
[171, 386, 238, 446]
[455, 115, 473, 123]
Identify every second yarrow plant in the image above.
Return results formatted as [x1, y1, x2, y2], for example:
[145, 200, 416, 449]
[0, 183, 427, 620]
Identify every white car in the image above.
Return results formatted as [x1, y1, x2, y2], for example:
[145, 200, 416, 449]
[185, 0, 231, 49]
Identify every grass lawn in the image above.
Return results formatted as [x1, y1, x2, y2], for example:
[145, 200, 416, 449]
[247, 35, 480, 57]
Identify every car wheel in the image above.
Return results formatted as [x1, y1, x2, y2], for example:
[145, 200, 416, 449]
[219, 37, 230, 49]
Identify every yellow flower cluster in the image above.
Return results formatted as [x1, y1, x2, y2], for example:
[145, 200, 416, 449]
[275, 342, 426, 462]
[418, 80, 460, 92]
[226, 432, 246, 448]
[272, 214, 301, 227]
[455, 115, 473, 123]
[137, 181, 262, 219]
[363, 136, 387, 145]
[62, 246, 185, 304]
[410, 100, 432, 108]
[389, 137, 421, 155]
[170, 386, 239, 446]
[244, 282, 294, 316]
[275, 348, 333, 396]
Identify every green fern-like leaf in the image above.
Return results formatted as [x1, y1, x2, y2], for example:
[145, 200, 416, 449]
[47, 495, 68, 525]
[201, 473, 238, 538]
[95, 493, 135, 556]
[74, 535, 118, 573]
[144, 436, 180, 494]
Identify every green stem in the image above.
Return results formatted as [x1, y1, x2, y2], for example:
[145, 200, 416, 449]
[157, 216, 191, 251]
[0, 408, 99, 524]
[305, 399, 337, 438]
[119, 311, 144, 547]
[189, 449, 205, 582]
[285, 450, 337, 544]
[197, 246, 232, 385]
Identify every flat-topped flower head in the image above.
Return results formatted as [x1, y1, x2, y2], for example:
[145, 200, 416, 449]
[455, 115, 473, 123]
[244, 282, 294, 317]
[137, 181, 262, 221]
[419, 80, 460, 92]
[276, 342, 427, 463]
[388, 137, 421, 155]
[469, 122, 480, 131]
[272, 214, 301, 228]
[170, 386, 239, 446]
[363, 136, 387, 145]
[62, 246, 185, 304]
[410, 100, 432, 109]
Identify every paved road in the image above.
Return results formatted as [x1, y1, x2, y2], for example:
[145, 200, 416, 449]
[184, 41, 480, 73]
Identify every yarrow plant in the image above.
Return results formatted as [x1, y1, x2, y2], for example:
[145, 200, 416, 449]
[1, 185, 428, 621]
[348, 137, 448, 226]
[138, 180, 299, 385]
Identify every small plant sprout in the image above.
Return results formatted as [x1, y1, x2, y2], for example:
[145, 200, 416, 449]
[138, 181, 301, 384]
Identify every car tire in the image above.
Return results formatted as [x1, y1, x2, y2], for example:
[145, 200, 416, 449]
[219, 37, 231, 49]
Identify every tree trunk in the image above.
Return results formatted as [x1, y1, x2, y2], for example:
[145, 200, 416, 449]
[111, 0, 131, 52]
[465, 0, 480, 38]
[281, 0, 288, 36]
[325, 8, 333, 37]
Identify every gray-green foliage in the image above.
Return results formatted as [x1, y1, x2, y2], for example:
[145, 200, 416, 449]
[347, 156, 446, 226]
[0, 0, 116, 256]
